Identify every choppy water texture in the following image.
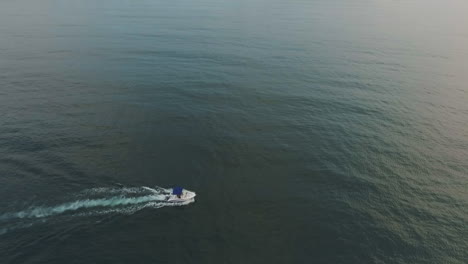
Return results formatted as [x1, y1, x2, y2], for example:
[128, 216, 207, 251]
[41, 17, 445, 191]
[0, 0, 467, 263]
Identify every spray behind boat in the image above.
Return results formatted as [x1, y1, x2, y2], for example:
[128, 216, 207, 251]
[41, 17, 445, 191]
[0, 185, 196, 235]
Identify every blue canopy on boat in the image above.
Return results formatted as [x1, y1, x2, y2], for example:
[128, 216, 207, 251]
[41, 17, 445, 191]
[172, 187, 183, 195]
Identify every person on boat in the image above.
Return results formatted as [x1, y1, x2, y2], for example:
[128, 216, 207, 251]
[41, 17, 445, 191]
[172, 186, 183, 198]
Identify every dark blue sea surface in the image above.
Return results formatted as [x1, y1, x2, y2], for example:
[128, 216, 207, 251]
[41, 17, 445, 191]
[0, 0, 467, 263]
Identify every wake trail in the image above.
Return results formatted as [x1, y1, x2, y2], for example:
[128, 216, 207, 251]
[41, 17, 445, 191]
[0, 194, 164, 220]
[0, 186, 194, 234]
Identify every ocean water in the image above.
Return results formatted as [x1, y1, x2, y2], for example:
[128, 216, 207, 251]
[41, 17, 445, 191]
[0, 0, 467, 263]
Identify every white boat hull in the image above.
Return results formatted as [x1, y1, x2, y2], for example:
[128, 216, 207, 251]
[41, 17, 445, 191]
[167, 189, 196, 202]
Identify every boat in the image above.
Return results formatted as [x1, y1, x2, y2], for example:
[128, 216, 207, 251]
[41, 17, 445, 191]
[166, 187, 196, 202]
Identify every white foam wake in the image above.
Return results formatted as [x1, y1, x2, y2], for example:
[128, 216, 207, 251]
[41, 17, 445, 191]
[0, 186, 194, 221]
[4, 195, 163, 219]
